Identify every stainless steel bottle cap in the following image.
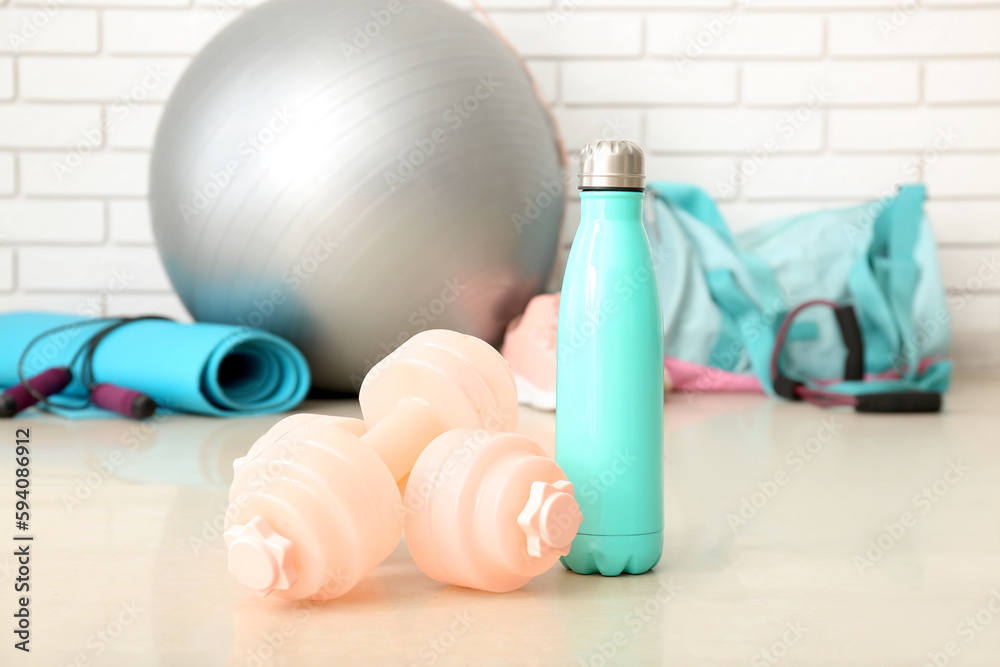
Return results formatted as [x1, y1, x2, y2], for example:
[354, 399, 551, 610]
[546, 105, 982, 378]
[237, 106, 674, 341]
[578, 139, 645, 190]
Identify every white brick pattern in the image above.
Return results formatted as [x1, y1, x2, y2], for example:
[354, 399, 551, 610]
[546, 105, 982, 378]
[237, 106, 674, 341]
[0, 0, 997, 365]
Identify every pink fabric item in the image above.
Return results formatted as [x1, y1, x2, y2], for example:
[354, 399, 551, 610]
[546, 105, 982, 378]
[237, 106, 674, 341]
[664, 357, 763, 394]
[500, 293, 559, 395]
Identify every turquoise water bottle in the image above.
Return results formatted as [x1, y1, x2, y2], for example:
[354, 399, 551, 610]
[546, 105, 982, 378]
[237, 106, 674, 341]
[556, 139, 664, 576]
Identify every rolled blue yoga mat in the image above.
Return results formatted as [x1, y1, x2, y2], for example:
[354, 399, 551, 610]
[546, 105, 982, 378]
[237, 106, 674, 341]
[0, 312, 311, 417]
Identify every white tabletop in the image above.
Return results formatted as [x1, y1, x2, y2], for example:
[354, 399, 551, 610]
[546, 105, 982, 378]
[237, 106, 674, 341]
[4, 375, 998, 666]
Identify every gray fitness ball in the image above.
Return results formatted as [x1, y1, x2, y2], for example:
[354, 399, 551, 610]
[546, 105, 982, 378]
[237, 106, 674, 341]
[150, 0, 564, 392]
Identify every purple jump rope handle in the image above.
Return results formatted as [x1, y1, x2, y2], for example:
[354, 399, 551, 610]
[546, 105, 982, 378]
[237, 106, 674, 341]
[0, 367, 73, 417]
[90, 383, 157, 419]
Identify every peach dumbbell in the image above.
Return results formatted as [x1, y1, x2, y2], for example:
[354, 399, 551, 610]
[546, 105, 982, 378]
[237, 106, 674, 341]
[403, 429, 582, 592]
[230, 413, 368, 474]
[223, 330, 519, 600]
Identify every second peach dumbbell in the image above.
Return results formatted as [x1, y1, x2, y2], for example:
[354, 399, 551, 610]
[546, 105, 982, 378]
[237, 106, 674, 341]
[404, 428, 582, 592]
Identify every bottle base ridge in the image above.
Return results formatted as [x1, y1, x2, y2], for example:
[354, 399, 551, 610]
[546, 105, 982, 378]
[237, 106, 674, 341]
[559, 531, 663, 576]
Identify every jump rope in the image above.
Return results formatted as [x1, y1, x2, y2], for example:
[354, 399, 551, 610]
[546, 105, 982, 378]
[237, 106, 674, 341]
[0, 317, 168, 420]
[770, 300, 941, 413]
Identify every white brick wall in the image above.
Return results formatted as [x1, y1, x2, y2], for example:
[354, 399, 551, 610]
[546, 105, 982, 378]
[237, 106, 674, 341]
[2, 0, 999, 367]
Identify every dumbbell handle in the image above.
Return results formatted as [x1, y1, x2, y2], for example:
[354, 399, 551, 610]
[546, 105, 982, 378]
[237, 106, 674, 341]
[360, 398, 444, 482]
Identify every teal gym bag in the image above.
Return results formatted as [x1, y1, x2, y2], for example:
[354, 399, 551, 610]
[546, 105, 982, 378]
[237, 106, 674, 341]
[646, 182, 951, 412]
